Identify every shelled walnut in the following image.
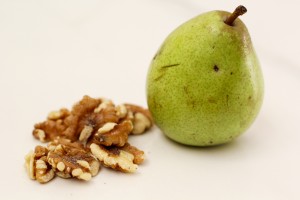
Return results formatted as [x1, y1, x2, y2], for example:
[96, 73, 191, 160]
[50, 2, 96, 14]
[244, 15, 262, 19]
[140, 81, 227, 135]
[91, 120, 133, 147]
[47, 139, 100, 181]
[125, 104, 153, 134]
[25, 95, 153, 184]
[90, 143, 145, 173]
[25, 146, 55, 183]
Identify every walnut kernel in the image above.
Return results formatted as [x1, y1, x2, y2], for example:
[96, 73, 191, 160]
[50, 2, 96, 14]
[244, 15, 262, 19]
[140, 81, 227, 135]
[90, 143, 138, 173]
[26, 96, 153, 183]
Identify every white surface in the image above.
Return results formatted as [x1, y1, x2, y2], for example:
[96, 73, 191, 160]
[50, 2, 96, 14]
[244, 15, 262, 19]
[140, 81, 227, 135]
[1, 0, 300, 199]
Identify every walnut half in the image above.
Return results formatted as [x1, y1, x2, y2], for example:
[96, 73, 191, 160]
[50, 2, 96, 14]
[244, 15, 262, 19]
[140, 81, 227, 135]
[47, 139, 100, 181]
[125, 104, 153, 135]
[90, 143, 144, 173]
[92, 120, 133, 147]
[24, 146, 55, 184]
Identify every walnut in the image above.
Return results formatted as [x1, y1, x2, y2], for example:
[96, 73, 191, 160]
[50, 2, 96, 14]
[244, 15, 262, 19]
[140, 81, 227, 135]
[26, 96, 153, 183]
[24, 146, 55, 183]
[34, 145, 49, 158]
[25, 150, 35, 180]
[115, 104, 128, 119]
[33, 108, 70, 142]
[35, 158, 55, 184]
[47, 109, 70, 120]
[32, 96, 119, 143]
[47, 139, 100, 181]
[90, 143, 138, 173]
[32, 96, 154, 145]
[94, 98, 114, 113]
[120, 143, 145, 165]
[62, 95, 102, 141]
[97, 122, 117, 134]
[92, 120, 133, 147]
[132, 112, 152, 135]
[78, 125, 94, 145]
[125, 104, 153, 134]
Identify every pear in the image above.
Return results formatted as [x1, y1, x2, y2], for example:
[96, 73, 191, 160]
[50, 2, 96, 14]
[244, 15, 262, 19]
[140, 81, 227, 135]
[146, 6, 264, 146]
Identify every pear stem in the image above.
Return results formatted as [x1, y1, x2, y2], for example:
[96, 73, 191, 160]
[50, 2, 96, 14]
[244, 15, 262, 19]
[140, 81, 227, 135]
[224, 5, 247, 26]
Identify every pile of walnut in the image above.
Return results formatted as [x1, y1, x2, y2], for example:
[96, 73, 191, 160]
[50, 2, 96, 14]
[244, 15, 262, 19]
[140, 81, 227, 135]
[25, 95, 153, 183]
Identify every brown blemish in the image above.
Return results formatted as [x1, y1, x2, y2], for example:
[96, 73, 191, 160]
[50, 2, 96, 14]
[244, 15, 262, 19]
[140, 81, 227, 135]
[153, 43, 166, 60]
[154, 74, 164, 82]
[153, 53, 158, 60]
[230, 72, 233, 75]
[208, 97, 217, 104]
[154, 63, 180, 82]
[213, 65, 219, 72]
[192, 100, 197, 108]
[161, 63, 180, 69]
[183, 85, 199, 109]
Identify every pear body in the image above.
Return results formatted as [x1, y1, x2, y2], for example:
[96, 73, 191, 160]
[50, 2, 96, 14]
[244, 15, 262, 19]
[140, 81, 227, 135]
[146, 10, 264, 146]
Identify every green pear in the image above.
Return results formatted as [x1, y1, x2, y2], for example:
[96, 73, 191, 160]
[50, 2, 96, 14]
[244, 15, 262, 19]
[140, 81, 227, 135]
[146, 6, 264, 146]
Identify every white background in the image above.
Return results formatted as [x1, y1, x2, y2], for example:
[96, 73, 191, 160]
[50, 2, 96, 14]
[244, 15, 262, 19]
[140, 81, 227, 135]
[1, 0, 300, 199]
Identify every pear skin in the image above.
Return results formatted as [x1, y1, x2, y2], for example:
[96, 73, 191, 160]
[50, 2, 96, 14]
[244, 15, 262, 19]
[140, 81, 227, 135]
[146, 6, 264, 146]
